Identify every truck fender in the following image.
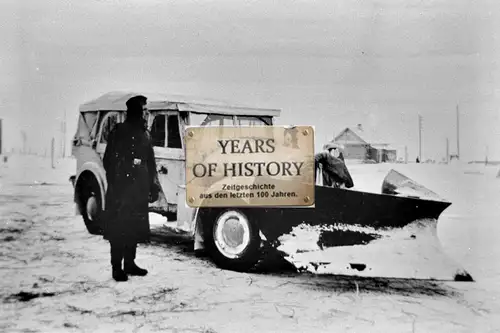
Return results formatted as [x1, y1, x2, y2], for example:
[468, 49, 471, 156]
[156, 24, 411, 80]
[74, 161, 108, 210]
[193, 207, 205, 251]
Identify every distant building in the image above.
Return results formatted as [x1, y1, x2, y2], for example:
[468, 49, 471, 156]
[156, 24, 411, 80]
[329, 124, 397, 163]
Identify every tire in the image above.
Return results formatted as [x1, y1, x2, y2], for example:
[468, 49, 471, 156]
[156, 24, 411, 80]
[203, 208, 262, 272]
[78, 175, 104, 235]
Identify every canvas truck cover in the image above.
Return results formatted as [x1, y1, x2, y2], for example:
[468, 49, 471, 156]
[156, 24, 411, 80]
[78, 91, 281, 118]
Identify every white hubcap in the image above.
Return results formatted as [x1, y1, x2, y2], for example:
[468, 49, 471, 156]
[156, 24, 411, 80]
[214, 211, 251, 259]
[86, 196, 98, 221]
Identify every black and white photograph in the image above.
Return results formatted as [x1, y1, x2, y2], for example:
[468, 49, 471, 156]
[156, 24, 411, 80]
[0, 0, 499, 332]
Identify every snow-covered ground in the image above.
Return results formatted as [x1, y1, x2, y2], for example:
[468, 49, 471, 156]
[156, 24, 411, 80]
[0, 154, 499, 332]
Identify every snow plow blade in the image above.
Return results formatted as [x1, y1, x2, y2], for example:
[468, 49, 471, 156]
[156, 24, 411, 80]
[253, 170, 473, 282]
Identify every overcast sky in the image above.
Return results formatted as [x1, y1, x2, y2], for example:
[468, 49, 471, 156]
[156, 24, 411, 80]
[1, 0, 499, 161]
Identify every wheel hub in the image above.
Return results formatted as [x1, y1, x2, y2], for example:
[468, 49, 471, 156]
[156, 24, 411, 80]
[86, 195, 98, 221]
[214, 211, 251, 259]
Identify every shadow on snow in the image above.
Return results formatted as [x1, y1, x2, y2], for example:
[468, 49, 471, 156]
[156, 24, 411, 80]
[148, 227, 459, 298]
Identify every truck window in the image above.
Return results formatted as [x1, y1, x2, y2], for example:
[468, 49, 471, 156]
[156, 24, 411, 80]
[82, 112, 98, 134]
[235, 116, 270, 126]
[190, 113, 234, 127]
[167, 114, 182, 149]
[220, 116, 234, 126]
[99, 113, 118, 144]
[150, 114, 166, 147]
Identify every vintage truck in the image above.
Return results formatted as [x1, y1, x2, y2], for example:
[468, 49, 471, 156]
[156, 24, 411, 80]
[71, 91, 472, 281]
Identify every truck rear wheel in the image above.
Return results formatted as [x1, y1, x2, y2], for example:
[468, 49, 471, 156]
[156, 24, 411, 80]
[203, 208, 261, 272]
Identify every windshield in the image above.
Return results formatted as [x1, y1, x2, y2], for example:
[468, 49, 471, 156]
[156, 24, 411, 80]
[189, 113, 271, 127]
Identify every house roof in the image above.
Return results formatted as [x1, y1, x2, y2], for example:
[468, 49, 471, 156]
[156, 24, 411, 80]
[78, 91, 281, 117]
[333, 126, 391, 145]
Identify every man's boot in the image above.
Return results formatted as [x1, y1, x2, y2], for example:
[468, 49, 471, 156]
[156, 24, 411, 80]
[124, 244, 148, 276]
[110, 242, 128, 282]
[112, 268, 128, 282]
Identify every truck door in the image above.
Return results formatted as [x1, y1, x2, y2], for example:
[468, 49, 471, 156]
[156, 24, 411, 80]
[149, 111, 186, 206]
[95, 111, 123, 158]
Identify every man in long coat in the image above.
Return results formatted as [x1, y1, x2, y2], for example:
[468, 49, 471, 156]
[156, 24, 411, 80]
[315, 143, 354, 189]
[102, 95, 160, 282]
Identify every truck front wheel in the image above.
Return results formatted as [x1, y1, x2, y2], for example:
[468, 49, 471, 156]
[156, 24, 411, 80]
[203, 208, 262, 272]
[77, 174, 103, 235]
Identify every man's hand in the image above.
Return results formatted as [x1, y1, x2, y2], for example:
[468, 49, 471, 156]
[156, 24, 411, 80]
[149, 188, 159, 203]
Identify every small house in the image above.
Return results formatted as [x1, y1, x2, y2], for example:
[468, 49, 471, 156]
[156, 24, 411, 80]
[329, 124, 397, 163]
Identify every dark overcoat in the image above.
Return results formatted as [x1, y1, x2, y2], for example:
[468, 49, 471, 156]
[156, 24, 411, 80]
[314, 151, 354, 188]
[102, 119, 160, 244]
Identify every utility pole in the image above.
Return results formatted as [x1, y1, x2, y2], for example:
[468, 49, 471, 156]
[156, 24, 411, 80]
[51, 137, 55, 169]
[21, 130, 27, 155]
[60, 110, 67, 158]
[456, 104, 460, 160]
[446, 137, 450, 164]
[404, 145, 408, 164]
[486, 145, 489, 166]
[62, 109, 67, 158]
[0, 118, 3, 156]
[418, 114, 423, 161]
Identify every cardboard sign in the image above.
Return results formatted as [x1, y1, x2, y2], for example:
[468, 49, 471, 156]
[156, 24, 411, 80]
[185, 125, 315, 208]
